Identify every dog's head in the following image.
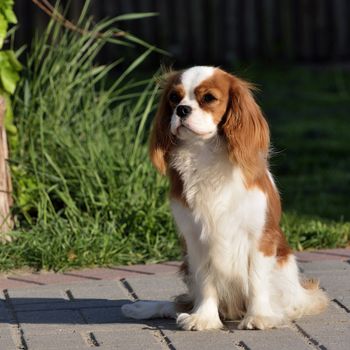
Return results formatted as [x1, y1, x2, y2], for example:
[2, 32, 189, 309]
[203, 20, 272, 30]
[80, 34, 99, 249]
[149, 66, 270, 181]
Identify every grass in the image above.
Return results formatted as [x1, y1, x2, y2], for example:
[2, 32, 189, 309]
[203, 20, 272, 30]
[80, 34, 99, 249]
[1, 14, 179, 271]
[0, 19, 349, 271]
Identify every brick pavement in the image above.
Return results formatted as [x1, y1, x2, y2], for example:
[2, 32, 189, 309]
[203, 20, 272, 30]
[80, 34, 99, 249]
[0, 248, 349, 349]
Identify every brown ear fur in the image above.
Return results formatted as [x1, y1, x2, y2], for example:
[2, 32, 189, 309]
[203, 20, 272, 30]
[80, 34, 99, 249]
[222, 75, 270, 184]
[149, 71, 180, 175]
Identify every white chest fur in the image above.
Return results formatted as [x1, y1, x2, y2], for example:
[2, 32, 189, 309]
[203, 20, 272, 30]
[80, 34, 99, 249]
[170, 138, 268, 316]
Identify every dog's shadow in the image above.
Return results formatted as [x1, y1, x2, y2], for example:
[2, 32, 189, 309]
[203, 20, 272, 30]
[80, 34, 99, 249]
[0, 297, 182, 330]
[1, 297, 245, 332]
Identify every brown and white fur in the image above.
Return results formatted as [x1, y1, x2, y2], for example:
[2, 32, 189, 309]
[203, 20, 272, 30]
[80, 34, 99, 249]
[122, 66, 328, 330]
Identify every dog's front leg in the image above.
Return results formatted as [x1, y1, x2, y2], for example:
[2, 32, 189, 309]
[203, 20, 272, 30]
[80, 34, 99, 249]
[170, 200, 223, 330]
[177, 278, 223, 331]
[238, 251, 284, 330]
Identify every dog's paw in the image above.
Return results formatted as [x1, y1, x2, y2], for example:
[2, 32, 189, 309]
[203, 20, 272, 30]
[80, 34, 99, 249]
[122, 301, 176, 320]
[121, 302, 146, 319]
[238, 314, 283, 330]
[177, 312, 223, 331]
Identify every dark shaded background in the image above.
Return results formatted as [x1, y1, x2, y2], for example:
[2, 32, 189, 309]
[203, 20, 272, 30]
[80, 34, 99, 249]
[15, 0, 350, 67]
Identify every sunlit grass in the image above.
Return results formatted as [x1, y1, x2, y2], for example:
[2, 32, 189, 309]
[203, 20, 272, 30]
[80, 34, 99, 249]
[1, 11, 179, 271]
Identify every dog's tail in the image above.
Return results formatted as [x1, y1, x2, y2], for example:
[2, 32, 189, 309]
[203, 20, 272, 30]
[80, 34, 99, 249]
[299, 278, 329, 316]
[286, 278, 329, 320]
[121, 301, 176, 320]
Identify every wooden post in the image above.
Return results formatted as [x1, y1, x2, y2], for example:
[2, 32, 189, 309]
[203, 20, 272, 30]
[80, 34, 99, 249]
[0, 97, 13, 242]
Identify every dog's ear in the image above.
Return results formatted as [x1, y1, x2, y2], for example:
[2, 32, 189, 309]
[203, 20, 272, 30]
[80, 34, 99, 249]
[222, 75, 270, 183]
[149, 71, 179, 175]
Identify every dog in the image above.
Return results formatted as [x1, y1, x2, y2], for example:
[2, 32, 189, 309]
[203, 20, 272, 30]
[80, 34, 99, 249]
[122, 66, 328, 330]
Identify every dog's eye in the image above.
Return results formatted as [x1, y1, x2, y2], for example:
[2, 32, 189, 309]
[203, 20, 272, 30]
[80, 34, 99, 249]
[169, 92, 181, 104]
[203, 93, 217, 103]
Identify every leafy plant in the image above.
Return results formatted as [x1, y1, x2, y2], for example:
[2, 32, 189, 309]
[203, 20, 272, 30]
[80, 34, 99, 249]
[0, 4, 181, 271]
[0, 0, 21, 147]
[0, 0, 17, 47]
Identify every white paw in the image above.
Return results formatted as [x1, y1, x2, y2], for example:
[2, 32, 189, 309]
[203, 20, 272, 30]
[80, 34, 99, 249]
[121, 302, 145, 319]
[177, 312, 223, 331]
[121, 301, 176, 320]
[121, 301, 157, 320]
[238, 314, 283, 330]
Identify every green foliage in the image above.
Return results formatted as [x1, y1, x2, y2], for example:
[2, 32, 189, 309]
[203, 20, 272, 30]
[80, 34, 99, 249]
[0, 0, 17, 48]
[0, 0, 21, 148]
[0, 51, 21, 93]
[282, 213, 350, 251]
[1, 11, 180, 271]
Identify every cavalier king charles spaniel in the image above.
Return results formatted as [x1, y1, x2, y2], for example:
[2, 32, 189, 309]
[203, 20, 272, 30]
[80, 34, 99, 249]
[122, 66, 328, 330]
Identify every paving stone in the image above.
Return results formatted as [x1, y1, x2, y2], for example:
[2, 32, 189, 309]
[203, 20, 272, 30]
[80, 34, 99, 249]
[1, 258, 350, 349]
[17, 309, 85, 334]
[317, 340, 350, 350]
[81, 305, 126, 324]
[299, 260, 350, 272]
[296, 303, 350, 350]
[296, 323, 350, 350]
[13, 299, 128, 312]
[81, 305, 144, 326]
[24, 330, 88, 350]
[68, 280, 127, 299]
[315, 275, 350, 296]
[94, 327, 162, 349]
[0, 326, 17, 350]
[0, 302, 11, 323]
[126, 275, 186, 301]
[8, 281, 131, 312]
[109, 262, 180, 275]
[296, 249, 350, 262]
[336, 296, 350, 312]
[162, 327, 237, 350]
[228, 327, 311, 350]
[8, 286, 67, 305]
[0, 263, 181, 290]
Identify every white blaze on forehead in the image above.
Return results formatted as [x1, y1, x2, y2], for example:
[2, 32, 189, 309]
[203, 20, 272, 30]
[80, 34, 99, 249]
[181, 66, 215, 97]
[171, 66, 217, 138]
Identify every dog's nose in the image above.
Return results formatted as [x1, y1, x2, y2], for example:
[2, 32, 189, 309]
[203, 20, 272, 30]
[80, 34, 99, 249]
[176, 105, 192, 118]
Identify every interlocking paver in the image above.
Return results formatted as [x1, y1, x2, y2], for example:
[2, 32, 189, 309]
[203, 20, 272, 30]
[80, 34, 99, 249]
[336, 296, 350, 311]
[0, 252, 349, 349]
[162, 323, 312, 350]
[94, 327, 163, 349]
[228, 326, 311, 350]
[0, 303, 11, 323]
[24, 330, 89, 350]
[162, 328, 237, 350]
[68, 280, 128, 300]
[8, 286, 68, 305]
[81, 306, 130, 324]
[17, 309, 85, 334]
[315, 275, 350, 298]
[0, 326, 18, 350]
[296, 322, 350, 350]
[12, 299, 125, 312]
[300, 260, 350, 272]
[126, 274, 187, 300]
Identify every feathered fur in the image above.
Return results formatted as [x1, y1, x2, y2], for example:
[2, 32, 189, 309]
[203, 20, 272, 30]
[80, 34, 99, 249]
[122, 66, 328, 330]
